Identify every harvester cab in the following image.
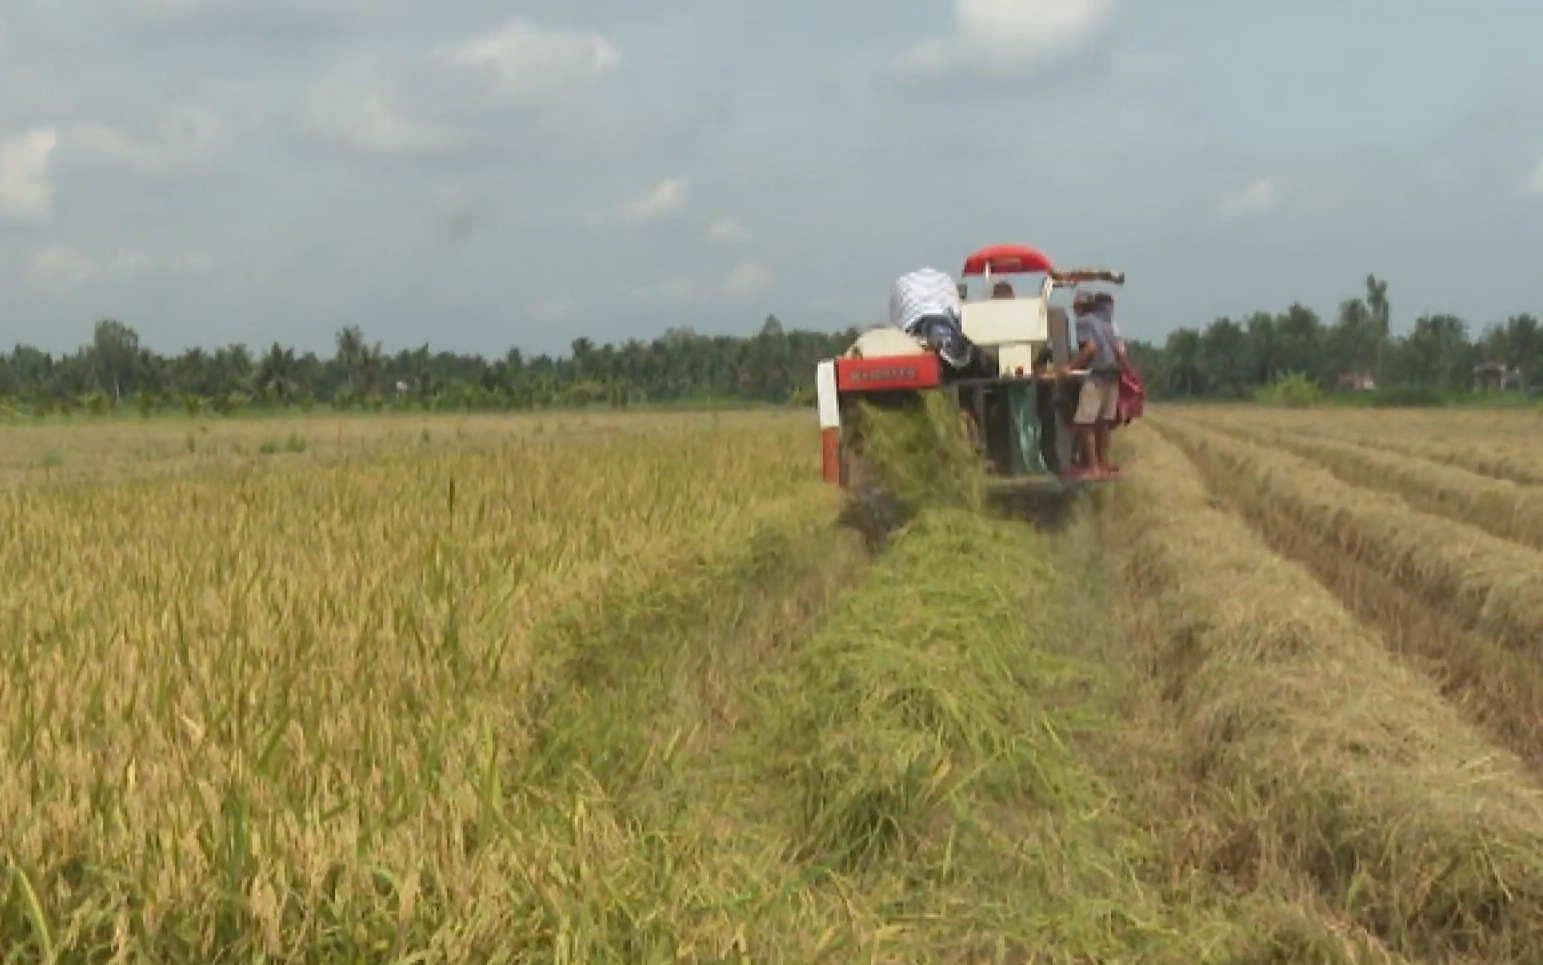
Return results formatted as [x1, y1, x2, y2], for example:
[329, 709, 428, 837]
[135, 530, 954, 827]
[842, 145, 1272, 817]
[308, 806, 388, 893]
[816, 243, 1127, 490]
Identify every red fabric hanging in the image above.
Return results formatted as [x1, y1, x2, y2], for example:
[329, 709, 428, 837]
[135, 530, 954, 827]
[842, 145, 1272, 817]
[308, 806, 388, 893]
[1114, 360, 1145, 429]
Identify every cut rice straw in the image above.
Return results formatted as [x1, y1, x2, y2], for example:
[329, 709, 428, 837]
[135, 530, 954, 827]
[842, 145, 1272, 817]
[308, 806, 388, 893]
[849, 392, 985, 512]
[1204, 419, 1543, 554]
[1206, 407, 1543, 487]
[1160, 413, 1543, 653]
[1110, 422, 1543, 964]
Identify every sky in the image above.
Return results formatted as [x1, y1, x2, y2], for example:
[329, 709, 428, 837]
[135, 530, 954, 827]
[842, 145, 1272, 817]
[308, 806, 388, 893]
[1, 0, 1541, 358]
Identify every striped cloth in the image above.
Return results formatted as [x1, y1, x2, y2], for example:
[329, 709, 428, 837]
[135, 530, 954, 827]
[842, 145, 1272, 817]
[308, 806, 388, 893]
[888, 267, 961, 334]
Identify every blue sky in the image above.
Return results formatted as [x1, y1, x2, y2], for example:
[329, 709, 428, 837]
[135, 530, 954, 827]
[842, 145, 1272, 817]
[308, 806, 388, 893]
[1, 0, 1540, 358]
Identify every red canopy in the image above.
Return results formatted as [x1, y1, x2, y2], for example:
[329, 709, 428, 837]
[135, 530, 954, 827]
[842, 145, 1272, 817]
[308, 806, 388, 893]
[961, 244, 1055, 277]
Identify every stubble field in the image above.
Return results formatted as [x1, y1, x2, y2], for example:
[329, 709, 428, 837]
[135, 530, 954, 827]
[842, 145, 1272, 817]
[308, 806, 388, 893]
[4, 403, 1543, 964]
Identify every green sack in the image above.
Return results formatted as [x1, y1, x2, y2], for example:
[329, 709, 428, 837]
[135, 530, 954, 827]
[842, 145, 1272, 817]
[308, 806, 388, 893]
[1007, 384, 1049, 475]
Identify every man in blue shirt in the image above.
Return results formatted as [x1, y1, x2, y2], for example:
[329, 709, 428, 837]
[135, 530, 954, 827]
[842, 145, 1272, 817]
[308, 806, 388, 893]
[1060, 290, 1127, 479]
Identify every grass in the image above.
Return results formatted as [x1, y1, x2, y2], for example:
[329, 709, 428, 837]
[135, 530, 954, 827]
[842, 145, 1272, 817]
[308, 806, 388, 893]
[257, 432, 310, 454]
[8, 402, 1543, 962]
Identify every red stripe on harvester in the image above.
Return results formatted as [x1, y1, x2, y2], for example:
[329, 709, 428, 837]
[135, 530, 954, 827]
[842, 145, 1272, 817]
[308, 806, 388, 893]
[834, 354, 941, 392]
[821, 427, 842, 485]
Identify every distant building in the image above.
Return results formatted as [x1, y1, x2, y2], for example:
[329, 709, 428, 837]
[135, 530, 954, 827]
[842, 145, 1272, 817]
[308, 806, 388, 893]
[1472, 361, 1524, 392]
[1337, 371, 1377, 392]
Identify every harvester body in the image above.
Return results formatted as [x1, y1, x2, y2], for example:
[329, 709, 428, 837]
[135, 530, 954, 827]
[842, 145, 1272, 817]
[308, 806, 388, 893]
[817, 244, 1128, 488]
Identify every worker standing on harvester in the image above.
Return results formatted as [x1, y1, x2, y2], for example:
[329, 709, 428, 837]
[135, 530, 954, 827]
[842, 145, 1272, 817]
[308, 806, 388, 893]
[890, 267, 975, 372]
[1061, 290, 1126, 480]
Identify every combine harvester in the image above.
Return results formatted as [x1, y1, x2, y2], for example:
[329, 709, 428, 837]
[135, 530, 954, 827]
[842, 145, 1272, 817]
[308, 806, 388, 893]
[815, 243, 1141, 493]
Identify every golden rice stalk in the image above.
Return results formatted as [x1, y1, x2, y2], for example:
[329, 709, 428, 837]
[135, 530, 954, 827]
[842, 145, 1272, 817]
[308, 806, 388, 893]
[0, 415, 831, 961]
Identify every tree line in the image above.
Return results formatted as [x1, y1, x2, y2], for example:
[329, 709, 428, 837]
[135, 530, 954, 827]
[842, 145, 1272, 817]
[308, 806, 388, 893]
[1127, 275, 1538, 400]
[0, 274, 1535, 415]
[0, 319, 861, 415]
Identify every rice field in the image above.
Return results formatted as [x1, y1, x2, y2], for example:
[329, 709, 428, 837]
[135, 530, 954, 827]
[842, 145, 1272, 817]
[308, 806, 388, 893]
[5, 403, 1543, 963]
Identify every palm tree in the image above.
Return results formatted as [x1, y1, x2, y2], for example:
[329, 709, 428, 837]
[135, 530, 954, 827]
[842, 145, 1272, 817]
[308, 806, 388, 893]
[359, 342, 384, 398]
[255, 342, 298, 403]
[335, 326, 365, 392]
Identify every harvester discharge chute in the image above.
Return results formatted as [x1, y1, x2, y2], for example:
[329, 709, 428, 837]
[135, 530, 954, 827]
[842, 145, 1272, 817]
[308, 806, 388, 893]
[815, 243, 1142, 493]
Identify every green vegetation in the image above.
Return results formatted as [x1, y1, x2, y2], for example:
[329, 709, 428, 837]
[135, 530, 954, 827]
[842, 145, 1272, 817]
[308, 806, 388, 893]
[2, 317, 855, 417]
[5, 272, 1535, 419]
[1136, 274, 1539, 403]
[1253, 371, 1324, 407]
[256, 431, 309, 454]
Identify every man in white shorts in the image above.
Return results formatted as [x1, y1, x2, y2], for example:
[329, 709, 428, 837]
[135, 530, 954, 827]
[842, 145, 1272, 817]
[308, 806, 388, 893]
[1060, 290, 1126, 479]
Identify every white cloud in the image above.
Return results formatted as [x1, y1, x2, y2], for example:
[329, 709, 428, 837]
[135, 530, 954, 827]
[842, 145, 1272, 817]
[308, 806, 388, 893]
[1525, 158, 1543, 194]
[127, 0, 359, 12]
[808, 293, 872, 312]
[705, 216, 751, 244]
[128, 0, 203, 15]
[439, 18, 619, 103]
[0, 128, 59, 223]
[1214, 178, 1278, 222]
[30, 244, 213, 290]
[64, 108, 224, 173]
[631, 278, 697, 302]
[893, 0, 1114, 80]
[123, 0, 373, 27]
[30, 245, 99, 288]
[534, 297, 575, 321]
[303, 73, 463, 156]
[632, 262, 773, 302]
[1422, 159, 1458, 184]
[622, 177, 689, 222]
[722, 261, 771, 297]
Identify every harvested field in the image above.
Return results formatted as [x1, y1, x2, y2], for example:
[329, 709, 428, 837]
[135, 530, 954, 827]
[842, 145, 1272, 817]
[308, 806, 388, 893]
[1157, 412, 1543, 653]
[1203, 406, 1543, 486]
[1150, 410, 1543, 759]
[1109, 423, 1543, 963]
[8, 403, 1543, 963]
[1197, 420, 1543, 552]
